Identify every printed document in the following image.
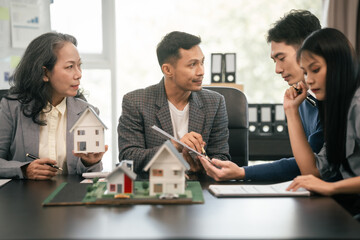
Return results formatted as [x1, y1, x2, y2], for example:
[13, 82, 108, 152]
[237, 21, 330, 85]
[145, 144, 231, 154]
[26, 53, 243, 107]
[209, 181, 311, 197]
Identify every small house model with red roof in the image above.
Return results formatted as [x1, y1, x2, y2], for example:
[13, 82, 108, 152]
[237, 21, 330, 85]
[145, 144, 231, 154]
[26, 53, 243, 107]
[106, 162, 137, 194]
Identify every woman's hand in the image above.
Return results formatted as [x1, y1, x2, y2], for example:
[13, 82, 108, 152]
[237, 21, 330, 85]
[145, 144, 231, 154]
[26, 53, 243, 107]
[287, 175, 335, 196]
[73, 145, 108, 167]
[23, 158, 58, 180]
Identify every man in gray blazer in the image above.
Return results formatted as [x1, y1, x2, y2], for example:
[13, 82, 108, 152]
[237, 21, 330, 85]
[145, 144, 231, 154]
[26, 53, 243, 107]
[118, 31, 230, 177]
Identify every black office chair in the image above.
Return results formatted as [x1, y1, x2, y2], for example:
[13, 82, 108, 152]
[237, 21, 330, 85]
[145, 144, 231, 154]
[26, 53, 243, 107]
[203, 86, 249, 166]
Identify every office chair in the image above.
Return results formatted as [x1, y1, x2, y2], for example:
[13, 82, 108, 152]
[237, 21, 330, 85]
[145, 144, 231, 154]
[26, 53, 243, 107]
[203, 86, 249, 166]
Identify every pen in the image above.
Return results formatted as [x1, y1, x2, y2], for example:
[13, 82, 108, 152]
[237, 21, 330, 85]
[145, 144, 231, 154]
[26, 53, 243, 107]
[25, 153, 63, 171]
[201, 146, 221, 169]
[201, 147, 210, 159]
[291, 85, 316, 107]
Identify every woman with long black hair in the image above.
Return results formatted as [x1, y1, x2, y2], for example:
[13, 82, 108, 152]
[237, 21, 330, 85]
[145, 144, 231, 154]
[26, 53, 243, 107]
[285, 28, 360, 216]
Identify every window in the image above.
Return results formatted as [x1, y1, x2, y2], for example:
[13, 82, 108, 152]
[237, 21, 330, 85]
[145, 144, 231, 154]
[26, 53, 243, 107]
[77, 142, 86, 151]
[174, 184, 177, 189]
[95, 129, 99, 135]
[115, 0, 322, 105]
[154, 184, 163, 193]
[50, 0, 103, 54]
[173, 170, 180, 176]
[96, 141, 99, 147]
[77, 130, 85, 135]
[109, 184, 116, 192]
[51, 1, 115, 173]
[50, 0, 323, 173]
[152, 169, 163, 177]
[81, 69, 112, 172]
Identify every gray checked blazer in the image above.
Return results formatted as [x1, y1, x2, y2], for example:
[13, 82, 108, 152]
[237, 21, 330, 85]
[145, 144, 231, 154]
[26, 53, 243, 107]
[0, 96, 102, 179]
[118, 79, 230, 175]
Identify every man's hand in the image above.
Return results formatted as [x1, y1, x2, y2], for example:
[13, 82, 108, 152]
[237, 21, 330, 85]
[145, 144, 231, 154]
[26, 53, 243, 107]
[175, 131, 205, 153]
[171, 132, 205, 173]
[199, 157, 245, 181]
[182, 149, 202, 172]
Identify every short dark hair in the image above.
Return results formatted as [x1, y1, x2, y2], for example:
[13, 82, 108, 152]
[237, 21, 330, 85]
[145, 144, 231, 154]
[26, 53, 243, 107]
[156, 31, 201, 67]
[267, 10, 321, 47]
[7, 32, 79, 125]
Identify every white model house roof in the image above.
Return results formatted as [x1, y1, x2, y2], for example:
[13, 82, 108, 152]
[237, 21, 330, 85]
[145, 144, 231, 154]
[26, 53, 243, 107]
[107, 162, 137, 181]
[69, 107, 108, 133]
[143, 140, 190, 171]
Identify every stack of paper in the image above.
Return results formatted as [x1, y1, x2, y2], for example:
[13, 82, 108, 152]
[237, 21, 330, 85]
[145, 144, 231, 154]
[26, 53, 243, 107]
[0, 179, 11, 187]
[209, 181, 311, 197]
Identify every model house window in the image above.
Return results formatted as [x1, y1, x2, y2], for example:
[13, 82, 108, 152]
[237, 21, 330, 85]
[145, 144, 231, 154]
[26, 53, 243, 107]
[78, 142, 87, 151]
[152, 169, 163, 176]
[77, 130, 85, 135]
[109, 184, 116, 192]
[174, 184, 177, 189]
[95, 129, 99, 135]
[154, 184, 163, 193]
[173, 170, 180, 176]
[96, 141, 99, 146]
[117, 184, 122, 193]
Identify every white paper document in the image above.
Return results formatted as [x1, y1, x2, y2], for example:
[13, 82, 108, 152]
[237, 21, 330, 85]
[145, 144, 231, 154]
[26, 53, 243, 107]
[82, 172, 109, 179]
[208, 181, 311, 197]
[0, 179, 11, 187]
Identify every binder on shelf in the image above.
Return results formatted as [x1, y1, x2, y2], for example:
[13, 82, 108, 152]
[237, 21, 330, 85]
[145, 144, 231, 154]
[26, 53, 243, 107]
[211, 53, 223, 83]
[224, 53, 236, 83]
[274, 104, 287, 134]
[248, 103, 287, 136]
[260, 105, 273, 134]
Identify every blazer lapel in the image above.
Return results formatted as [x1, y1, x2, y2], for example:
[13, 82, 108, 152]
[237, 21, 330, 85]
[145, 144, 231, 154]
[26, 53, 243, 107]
[155, 79, 173, 136]
[22, 113, 40, 156]
[188, 92, 205, 134]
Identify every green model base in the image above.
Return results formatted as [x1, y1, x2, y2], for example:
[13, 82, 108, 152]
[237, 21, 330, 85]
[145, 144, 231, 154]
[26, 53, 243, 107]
[43, 181, 204, 206]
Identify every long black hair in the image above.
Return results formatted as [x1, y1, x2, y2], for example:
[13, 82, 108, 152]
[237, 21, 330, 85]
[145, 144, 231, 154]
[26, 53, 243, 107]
[297, 28, 359, 167]
[6, 32, 82, 125]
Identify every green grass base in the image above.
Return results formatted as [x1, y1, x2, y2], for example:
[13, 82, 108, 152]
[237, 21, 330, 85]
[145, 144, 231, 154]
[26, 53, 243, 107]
[83, 180, 204, 203]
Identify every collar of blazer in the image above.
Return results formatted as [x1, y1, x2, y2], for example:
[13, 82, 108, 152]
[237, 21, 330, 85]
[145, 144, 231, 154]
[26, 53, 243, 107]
[155, 78, 206, 135]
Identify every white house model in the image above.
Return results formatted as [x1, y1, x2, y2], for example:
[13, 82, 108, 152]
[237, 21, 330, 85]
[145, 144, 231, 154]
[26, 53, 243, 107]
[106, 162, 137, 194]
[69, 107, 107, 153]
[143, 140, 190, 196]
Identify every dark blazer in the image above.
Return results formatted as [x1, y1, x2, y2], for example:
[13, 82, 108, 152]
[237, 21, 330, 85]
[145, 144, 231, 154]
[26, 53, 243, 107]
[0, 96, 102, 178]
[118, 79, 230, 175]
